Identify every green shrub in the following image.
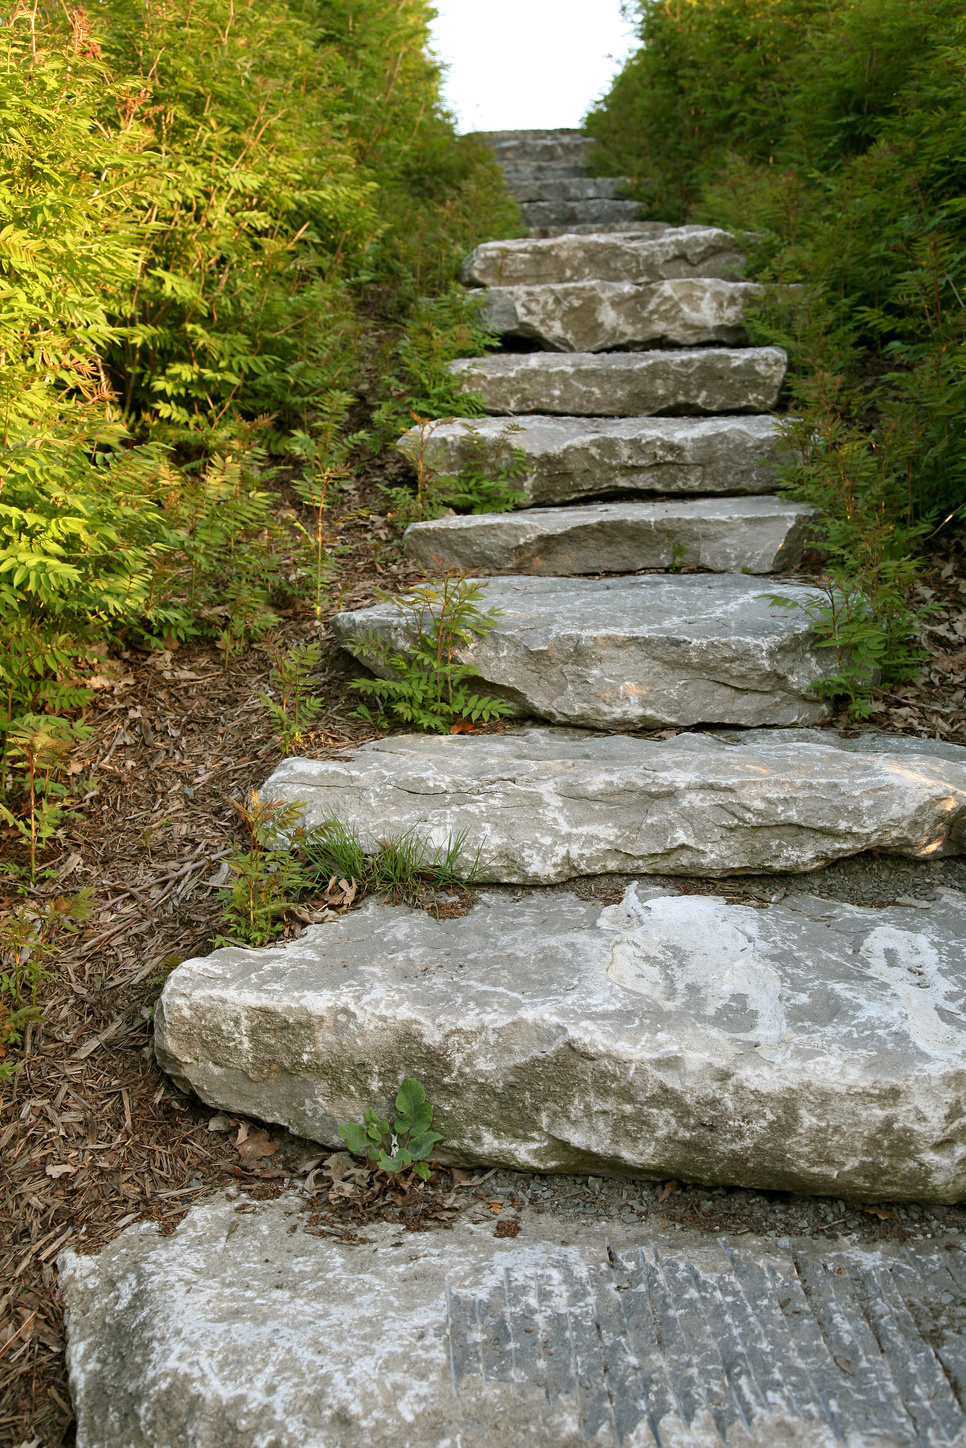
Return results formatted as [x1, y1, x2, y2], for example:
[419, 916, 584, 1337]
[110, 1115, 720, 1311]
[588, 0, 966, 705]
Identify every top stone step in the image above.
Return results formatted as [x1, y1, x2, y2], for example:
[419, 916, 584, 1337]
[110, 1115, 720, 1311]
[462, 228, 745, 288]
[474, 128, 593, 166]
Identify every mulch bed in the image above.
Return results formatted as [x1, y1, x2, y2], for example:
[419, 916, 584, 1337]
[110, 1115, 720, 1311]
[0, 489, 963, 1446]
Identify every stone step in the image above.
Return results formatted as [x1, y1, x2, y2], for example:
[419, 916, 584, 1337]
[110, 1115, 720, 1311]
[62, 1199, 966, 1448]
[462, 227, 744, 287]
[476, 127, 593, 164]
[402, 497, 813, 575]
[518, 198, 641, 230]
[452, 346, 787, 416]
[332, 574, 829, 729]
[494, 175, 625, 203]
[155, 882, 966, 1198]
[480, 278, 757, 351]
[264, 727, 966, 883]
[399, 414, 783, 505]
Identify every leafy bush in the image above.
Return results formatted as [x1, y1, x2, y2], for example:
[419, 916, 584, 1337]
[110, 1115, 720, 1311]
[588, 0, 966, 707]
[0, 0, 518, 851]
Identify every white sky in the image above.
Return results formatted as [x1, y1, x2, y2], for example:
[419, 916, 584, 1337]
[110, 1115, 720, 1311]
[429, 1, 639, 135]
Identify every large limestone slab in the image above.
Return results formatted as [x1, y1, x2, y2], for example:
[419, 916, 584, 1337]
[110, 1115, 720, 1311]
[263, 728, 966, 882]
[404, 414, 784, 504]
[480, 279, 757, 351]
[478, 127, 593, 166]
[331, 574, 830, 729]
[452, 347, 787, 416]
[154, 882, 966, 1198]
[61, 1198, 966, 1448]
[402, 497, 813, 575]
[462, 227, 744, 287]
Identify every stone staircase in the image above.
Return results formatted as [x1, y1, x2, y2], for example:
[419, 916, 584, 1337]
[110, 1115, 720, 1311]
[61, 130, 966, 1448]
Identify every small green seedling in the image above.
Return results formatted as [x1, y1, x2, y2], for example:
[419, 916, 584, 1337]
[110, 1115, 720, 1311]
[338, 1076, 442, 1183]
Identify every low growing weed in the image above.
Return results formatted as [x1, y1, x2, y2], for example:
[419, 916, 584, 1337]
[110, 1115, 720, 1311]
[389, 418, 527, 524]
[347, 574, 515, 733]
[258, 641, 326, 754]
[218, 798, 479, 944]
[339, 1077, 442, 1185]
[0, 891, 93, 1079]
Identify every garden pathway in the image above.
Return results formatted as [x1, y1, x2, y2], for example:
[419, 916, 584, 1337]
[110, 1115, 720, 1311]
[61, 129, 966, 1448]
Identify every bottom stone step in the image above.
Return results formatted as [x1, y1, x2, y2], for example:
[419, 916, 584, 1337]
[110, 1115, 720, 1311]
[402, 497, 814, 575]
[332, 574, 830, 729]
[155, 883, 966, 1200]
[61, 1200, 966, 1448]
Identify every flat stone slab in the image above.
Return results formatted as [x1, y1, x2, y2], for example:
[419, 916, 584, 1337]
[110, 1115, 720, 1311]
[452, 347, 787, 416]
[462, 227, 745, 287]
[61, 1198, 966, 1447]
[480, 279, 758, 352]
[402, 414, 783, 504]
[401, 497, 813, 575]
[154, 882, 966, 1197]
[331, 574, 830, 729]
[263, 728, 966, 882]
[518, 199, 642, 231]
[494, 176, 625, 204]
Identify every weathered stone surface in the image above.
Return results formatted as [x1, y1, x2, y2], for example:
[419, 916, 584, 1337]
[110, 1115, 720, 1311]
[412, 414, 782, 502]
[154, 882, 966, 1197]
[452, 347, 787, 416]
[518, 199, 643, 231]
[491, 176, 625, 204]
[480, 279, 758, 352]
[263, 728, 966, 883]
[332, 574, 830, 729]
[477, 127, 593, 166]
[402, 414, 783, 504]
[61, 1197, 966, 1448]
[462, 228, 744, 287]
[402, 497, 813, 575]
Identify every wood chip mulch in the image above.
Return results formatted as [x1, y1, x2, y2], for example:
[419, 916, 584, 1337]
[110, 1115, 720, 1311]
[0, 500, 963, 1446]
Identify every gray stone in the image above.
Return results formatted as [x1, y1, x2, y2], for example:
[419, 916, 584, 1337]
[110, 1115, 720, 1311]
[154, 882, 966, 1198]
[530, 221, 672, 238]
[331, 574, 830, 729]
[60, 1198, 966, 1447]
[404, 414, 783, 504]
[462, 228, 745, 287]
[402, 497, 813, 575]
[479, 279, 758, 352]
[452, 347, 787, 416]
[478, 127, 593, 166]
[262, 728, 966, 883]
[490, 176, 625, 204]
[517, 199, 643, 231]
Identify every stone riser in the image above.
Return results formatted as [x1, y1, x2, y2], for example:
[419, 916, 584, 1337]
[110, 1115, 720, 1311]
[519, 199, 641, 229]
[498, 177, 625, 203]
[480, 278, 757, 351]
[401, 414, 783, 505]
[452, 347, 787, 417]
[332, 574, 831, 730]
[462, 228, 744, 287]
[402, 497, 813, 576]
[265, 728, 966, 883]
[155, 883, 966, 1199]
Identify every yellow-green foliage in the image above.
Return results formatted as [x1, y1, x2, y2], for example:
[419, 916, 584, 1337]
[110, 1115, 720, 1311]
[0, 0, 520, 735]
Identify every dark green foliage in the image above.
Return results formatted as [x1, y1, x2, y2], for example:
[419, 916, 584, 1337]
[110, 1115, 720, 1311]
[339, 1077, 443, 1182]
[346, 575, 516, 733]
[588, 0, 966, 710]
